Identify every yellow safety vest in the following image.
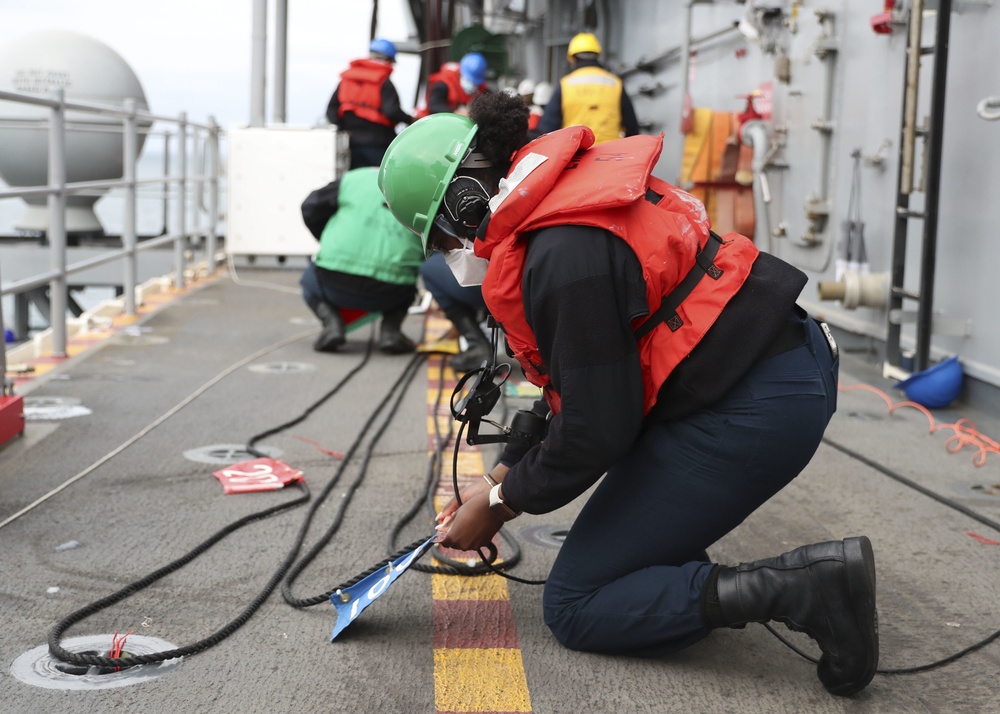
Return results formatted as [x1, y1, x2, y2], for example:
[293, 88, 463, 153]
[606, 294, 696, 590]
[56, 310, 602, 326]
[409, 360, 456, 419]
[560, 66, 624, 144]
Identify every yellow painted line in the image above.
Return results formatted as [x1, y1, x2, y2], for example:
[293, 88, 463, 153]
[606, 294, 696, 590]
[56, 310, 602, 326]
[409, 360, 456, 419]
[7, 271, 221, 389]
[432, 451, 491, 475]
[427, 347, 533, 713]
[434, 648, 532, 713]
[431, 571, 511, 602]
[29, 363, 57, 377]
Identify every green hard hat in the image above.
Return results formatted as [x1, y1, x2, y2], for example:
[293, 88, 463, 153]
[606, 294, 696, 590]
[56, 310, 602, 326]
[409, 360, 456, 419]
[378, 113, 480, 257]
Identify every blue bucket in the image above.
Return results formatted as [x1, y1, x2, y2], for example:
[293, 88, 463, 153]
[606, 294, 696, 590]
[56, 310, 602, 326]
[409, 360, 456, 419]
[894, 355, 963, 409]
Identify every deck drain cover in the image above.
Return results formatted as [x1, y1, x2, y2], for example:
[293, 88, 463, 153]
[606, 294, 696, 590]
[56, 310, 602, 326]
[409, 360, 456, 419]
[24, 396, 92, 421]
[10, 634, 182, 690]
[248, 361, 315, 374]
[184, 443, 282, 465]
[519, 524, 569, 550]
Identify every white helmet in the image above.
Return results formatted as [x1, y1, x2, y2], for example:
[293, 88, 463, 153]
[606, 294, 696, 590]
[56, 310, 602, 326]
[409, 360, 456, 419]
[517, 78, 536, 97]
[532, 81, 553, 107]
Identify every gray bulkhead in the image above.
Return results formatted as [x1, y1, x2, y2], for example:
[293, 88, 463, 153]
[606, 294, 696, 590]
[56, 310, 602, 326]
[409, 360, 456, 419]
[513, 0, 1000, 395]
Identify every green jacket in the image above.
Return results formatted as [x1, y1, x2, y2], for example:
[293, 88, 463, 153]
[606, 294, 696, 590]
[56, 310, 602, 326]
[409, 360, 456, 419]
[314, 168, 423, 285]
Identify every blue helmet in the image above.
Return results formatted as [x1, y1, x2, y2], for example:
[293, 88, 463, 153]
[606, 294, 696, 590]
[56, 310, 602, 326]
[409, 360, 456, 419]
[369, 38, 397, 62]
[459, 52, 488, 86]
[894, 355, 964, 409]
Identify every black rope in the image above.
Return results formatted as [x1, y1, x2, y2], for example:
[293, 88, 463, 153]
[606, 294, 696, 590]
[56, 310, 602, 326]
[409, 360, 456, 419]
[245, 335, 377, 456]
[281, 352, 431, 607]
[761, 434, 1000, 675]
[48, 327, 381, 668]
[822, 435, 1000, 534]
[763, 621, 1000, 676]
[48, 318, 543, 669]
[48, 482, 310, 668]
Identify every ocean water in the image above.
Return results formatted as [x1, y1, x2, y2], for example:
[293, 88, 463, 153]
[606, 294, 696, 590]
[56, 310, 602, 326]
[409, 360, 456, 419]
[0, 145, 225, 239]
[1, 144, 227, 339]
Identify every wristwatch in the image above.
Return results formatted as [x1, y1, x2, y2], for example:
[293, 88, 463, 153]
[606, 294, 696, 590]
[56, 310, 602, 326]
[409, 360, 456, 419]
[488, 483, 521, 522]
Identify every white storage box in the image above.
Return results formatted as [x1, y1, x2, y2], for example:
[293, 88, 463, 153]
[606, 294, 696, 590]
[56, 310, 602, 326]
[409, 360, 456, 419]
[226, 125, 339, 256]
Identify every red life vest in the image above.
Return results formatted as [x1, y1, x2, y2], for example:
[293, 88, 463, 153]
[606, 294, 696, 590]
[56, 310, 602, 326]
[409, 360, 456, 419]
[337, 59, 395, 127]
[415, 63, 483, 118]
[478, 127, 760, 415]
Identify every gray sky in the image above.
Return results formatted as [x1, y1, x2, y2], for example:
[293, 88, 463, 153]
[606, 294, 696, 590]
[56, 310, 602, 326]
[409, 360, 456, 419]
[0, 0, 421, 128]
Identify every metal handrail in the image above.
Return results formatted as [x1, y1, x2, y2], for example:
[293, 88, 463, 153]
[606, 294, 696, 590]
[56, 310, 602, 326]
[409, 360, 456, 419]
[0, 87, 224, 361]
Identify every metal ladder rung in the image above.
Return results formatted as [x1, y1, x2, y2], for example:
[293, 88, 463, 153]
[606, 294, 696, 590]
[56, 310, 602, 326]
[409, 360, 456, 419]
[896, 208, 926, 219]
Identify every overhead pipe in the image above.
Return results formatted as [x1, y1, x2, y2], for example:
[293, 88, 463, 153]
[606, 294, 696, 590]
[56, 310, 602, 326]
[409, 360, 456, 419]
[619, 23, 740, 79]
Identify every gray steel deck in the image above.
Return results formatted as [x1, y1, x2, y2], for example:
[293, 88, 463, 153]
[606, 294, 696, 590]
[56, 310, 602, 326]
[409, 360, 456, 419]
[2, 266, 999, 713]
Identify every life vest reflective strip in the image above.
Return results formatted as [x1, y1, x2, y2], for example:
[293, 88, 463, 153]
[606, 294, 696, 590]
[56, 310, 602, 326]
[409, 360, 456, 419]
[480, 130, 759, 416]
[560, 66, 624, 145]
[337, 59, 395, 127]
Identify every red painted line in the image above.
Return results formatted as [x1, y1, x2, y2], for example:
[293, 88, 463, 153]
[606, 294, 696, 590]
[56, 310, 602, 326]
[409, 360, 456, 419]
[432, 600, 520, 649]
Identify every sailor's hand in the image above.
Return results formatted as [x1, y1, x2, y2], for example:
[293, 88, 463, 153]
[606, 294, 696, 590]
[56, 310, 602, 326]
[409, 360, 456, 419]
[435, 479, 488, 528]
[435, 465, 507, 526]
[437, 489, 504, 552]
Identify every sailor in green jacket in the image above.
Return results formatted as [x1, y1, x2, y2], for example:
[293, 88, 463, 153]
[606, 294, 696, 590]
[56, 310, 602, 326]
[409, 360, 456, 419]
[299, 167, 424, 353]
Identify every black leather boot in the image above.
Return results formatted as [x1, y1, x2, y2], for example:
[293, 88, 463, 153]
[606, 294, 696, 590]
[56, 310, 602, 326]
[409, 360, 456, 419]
[378, 306, 415, 354]
[707, 536, 878, 696]
[447, 309, 493, 373]
[313, 301, 346, 352]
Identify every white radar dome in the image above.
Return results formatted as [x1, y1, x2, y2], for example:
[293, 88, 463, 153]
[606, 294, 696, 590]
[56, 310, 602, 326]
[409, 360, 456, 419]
[0, 30, 151, 235]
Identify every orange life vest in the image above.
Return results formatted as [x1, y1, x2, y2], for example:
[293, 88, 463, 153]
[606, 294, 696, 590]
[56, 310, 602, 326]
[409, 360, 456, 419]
[415, 63, 484, 118]
[337, 59, 395, 127]
[478, 127, 760, 415]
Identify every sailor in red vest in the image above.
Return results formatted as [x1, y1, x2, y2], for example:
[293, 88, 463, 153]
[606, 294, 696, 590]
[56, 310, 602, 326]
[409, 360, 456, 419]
[326, 38, 414, 169]
[378, 91, 878, 697]
[415, 52, 489, 118]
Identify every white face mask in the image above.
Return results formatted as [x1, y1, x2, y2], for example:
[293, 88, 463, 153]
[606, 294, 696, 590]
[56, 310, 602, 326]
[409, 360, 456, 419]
[460, 77, 477, 95]
[443, 238, 490, 287]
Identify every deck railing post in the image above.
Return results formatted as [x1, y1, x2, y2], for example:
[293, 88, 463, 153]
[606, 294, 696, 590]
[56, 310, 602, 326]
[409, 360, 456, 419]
[174, 112, 188, 289]
[47, 88, 68, 357]
[206, 117, 220, 273]
[122, 98, 139, 316]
